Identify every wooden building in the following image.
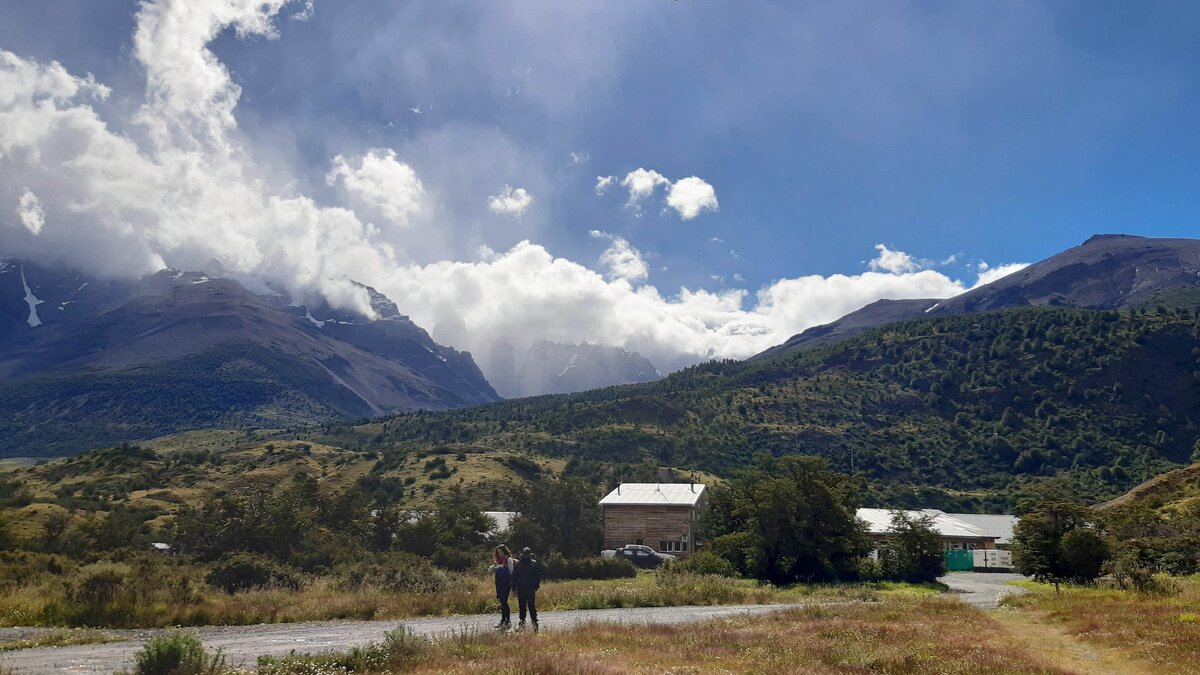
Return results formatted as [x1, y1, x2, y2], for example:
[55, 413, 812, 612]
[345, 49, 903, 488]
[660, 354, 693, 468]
[599, 483, 707, 556]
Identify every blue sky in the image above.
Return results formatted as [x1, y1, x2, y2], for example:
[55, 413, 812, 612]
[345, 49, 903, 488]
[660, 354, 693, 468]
[2, 1, 1199, 378]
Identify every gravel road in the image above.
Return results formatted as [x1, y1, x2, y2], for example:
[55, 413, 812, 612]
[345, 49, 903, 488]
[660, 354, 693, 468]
[940, 572, 1029, 609]
[0, 574, 1028, 673]
[0, 603, 807, 674]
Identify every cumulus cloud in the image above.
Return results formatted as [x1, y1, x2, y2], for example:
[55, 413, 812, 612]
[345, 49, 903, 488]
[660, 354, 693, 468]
[869, 244, 922, 274]
[665, 176, 719, 220]
[0, 1, 390, 315]
[379, 239, 989, 377]
[974, 260, 1030, 287]
[619, 168, 670, 210]
[15, 189, 44, 235]
[606, 168, 718, 220]
[487, 185, 533, 217]
[0, 1, 1029, 387]
[326, 149, 424, 227]
[590, 230, 648, 283]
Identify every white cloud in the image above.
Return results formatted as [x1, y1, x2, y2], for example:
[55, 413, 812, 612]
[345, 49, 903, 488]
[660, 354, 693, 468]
[15, 189, 44, 235]
[869, 244, 922, 274]
[377, 240, 1001, 377]
[619, 168, 670, 209]
[487, 185, 533, 217]
[974, 261, 1029, 287]
[590, 230, 648, 283]
[326, 149, 424, 227]
[0, 1, 390, 316]
[606, 168, 718, 220]
[665, 176, 719, 220]
[569, 151, 589, 164]
[291, 0, 315, 21]
[0, 1, 1030, 387]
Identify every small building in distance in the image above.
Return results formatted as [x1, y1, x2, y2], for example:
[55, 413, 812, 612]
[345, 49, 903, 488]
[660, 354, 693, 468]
[484, 511, 517, 535]
[941, 512, 1018, 550]
[600, 483, 707, 556]
[857, 508, 1015, 551]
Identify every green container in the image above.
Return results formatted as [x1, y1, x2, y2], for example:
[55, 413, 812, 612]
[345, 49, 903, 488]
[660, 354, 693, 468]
[945, 549, 974, 571]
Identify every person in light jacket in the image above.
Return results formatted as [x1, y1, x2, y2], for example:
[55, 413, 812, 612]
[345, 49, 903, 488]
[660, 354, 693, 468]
[513, 546, 541, 630]
[491, 544, 514, 629]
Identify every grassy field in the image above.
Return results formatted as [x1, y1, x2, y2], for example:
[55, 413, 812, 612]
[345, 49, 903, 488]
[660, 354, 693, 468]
[250, 595, 1070, 674]
[0, 569, 900, 629]
[1001, 576, 1200, 674]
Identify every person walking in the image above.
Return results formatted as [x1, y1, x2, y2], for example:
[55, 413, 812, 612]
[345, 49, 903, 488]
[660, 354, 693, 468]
[491, 544, 515, 629]
[513, 546, 541, 631]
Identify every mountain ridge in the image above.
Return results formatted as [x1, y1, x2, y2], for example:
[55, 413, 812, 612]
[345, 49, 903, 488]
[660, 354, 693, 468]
[0, 260, 499, 455]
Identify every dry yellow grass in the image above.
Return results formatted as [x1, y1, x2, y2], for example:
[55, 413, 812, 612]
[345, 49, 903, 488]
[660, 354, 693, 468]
[257, 596, 1073, 674]
[1003, 577, 1200, 675]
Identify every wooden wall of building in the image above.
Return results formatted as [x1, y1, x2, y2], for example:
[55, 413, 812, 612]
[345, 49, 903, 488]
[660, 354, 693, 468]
[602, 504, 699, 555]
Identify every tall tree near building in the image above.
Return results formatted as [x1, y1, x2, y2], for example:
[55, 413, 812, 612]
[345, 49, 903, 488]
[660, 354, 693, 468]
[1011, 500, 1109, 582]
[706, 455, 868, 584]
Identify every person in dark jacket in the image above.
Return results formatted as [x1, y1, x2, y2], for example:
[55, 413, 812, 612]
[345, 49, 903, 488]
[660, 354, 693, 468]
[513, 546, 541, 630]
[491, 544, 514, 629]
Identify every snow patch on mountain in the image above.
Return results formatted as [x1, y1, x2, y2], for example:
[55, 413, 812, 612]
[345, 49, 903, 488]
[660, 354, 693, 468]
[20, 265, 44, 328]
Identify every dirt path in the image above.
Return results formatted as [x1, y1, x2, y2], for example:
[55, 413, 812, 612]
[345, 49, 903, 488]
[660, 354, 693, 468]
[940, 572, 1161, 674]
[992, 609, 1158, 675]
[0, 603, 808, 674]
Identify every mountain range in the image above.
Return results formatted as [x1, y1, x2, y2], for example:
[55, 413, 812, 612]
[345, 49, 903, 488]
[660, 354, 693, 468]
[756, 234, 1200, 360]
[3, 234, 1200, 462]
[512, 341, 661, 397]
[0, 261, 498, 455]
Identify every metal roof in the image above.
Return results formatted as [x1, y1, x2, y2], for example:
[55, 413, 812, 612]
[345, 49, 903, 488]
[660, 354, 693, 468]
[484, 511, 517, 532]
[943, 513, 1019, 545]
[599, 483, 706, 506]
[857, 508, 994, 539]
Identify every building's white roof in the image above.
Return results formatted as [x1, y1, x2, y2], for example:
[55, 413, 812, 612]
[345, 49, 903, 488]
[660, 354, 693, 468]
[943, 513, 1019, 544]
[857, 508, 996, 539]
[484, 511, 517, 532]
[600, 483, 706, 506]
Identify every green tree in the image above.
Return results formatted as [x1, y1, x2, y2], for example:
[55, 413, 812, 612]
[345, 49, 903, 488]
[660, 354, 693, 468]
[507, 478, 602, 558]
[1011, 500, 1108, 582]
[706, 455, 868, 584]
[881, 510, 946, 583]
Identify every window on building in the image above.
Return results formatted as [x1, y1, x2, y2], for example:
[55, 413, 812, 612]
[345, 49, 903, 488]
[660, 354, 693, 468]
[659, 540, 689, 553]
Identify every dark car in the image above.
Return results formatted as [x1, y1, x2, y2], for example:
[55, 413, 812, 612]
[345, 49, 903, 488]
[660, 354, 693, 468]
[612, 544, 676, 568]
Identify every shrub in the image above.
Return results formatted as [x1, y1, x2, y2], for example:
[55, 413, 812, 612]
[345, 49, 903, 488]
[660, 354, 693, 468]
[205, 552, 301, 594]
[334, 552, 459, 594]
[65, 563, 131, 625]
[1158, 551, 1199, 577]
[667, 551, 739, 577]
[542, 554, 637, 580]
[1104, 553, 1178, 595]
[134, 632, 224, 675]
[431, 545, 477, 573]
[258, 627, 427, 674]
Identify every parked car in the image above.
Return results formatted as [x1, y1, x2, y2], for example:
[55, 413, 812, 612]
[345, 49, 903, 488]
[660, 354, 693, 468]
[601, 544, 676, 568]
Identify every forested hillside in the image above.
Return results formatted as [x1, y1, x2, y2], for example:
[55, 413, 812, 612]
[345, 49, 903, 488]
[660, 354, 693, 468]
[314, 306, 1200, 510]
